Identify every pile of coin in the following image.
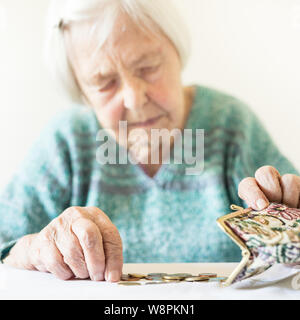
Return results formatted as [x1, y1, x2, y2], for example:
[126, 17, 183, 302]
[118, 272, 227, 286]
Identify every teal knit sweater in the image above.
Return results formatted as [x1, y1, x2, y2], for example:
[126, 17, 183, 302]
[0, 85, 298, 263]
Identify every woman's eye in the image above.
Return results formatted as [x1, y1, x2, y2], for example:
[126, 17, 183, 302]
[141, 65, 160, 75]
[99, 80, 116, 92]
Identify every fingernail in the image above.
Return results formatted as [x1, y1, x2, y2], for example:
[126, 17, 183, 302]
[107, 270, 120, 282]
[92, 273, 104, 281]
[256, 199, 268, 210]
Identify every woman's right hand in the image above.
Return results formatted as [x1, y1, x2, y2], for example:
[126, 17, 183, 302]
[3, 206, 123, 282]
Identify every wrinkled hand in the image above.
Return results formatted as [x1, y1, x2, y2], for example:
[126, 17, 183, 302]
[26, 206, 123, 282]
[238, 166, 300, 210]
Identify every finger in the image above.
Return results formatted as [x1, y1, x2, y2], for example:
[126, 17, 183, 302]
[86, 207, 123, 282]
[281, 174, 300, 208]
[39, 240, 73, 280]
[72, 218, 106, 281]
[255, 166, 282, 203]
[35, 264, 48, 273]
[54, 218, 89, 280]
[26, 235, 48, 272]
[238, 177, 269, 210]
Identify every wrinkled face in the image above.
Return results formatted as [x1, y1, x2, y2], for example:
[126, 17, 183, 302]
[64, 13, 187, 161]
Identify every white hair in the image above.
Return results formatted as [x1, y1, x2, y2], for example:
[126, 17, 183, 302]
[45, 0, 191, 104]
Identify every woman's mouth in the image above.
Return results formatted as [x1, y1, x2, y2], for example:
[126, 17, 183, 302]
[129, 115, 164, 128]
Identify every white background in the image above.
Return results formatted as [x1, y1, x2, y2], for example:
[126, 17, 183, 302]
[0, 0, 299, 189]
[1, 263, 300, 299]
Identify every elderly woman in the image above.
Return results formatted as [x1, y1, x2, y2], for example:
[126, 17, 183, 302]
[0, 0, 299, 283]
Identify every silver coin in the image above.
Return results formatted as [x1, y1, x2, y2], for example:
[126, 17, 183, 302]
[147, 273, 168, 277]
[172, 273, 192, 277]
[209, 277, 228, 282]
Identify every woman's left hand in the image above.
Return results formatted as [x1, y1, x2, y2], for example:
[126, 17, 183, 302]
[238, 166, 300, 210]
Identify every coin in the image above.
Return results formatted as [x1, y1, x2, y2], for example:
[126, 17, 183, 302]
[173, 273, 192, 277]
[198, 273, 217, 278]
[163, 274, 185, 280]
[209, 277, 228, 282]
[121, 276, 140, 281]
[145, 276, 162, 281]
[119, 272, 219, 285]
[184, 276, 210, 282]
[147, 273, 168, 277]
[118, 282, 141, 286]
[128, 273, 146, 279]
[128, 278, 141, 281]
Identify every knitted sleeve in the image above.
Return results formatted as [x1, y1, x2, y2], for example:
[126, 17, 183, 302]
[0, 114, 73, 262]
[225, 101, 299, 207]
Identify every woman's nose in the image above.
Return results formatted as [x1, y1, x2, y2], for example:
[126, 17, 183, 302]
[122, 77, 148, 110]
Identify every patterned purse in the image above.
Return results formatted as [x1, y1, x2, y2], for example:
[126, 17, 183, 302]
[217, 203, 300, 286]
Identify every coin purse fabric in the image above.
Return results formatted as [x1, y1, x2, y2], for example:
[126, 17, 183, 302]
[217, 203, 300, 286]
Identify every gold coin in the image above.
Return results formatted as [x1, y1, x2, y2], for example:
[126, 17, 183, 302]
[128, 273, 146, 279]
[162, 279, 181, 283]
[126, 277, 141, 281]
[118, 281, 141, 286]
[198, 273, 217, 278]
[121, 275, 140, 281]
[184, 276, 209, 282]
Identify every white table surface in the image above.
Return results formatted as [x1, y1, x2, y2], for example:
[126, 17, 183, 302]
[0, 263, 299, 300]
